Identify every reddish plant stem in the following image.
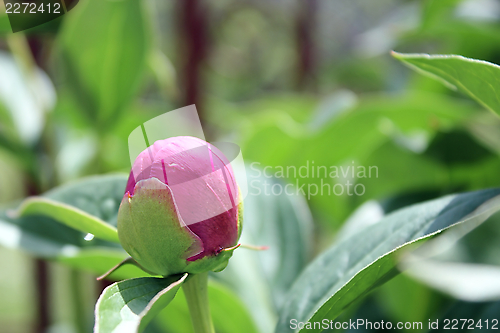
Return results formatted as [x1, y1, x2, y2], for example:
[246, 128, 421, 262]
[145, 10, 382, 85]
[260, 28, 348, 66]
[34, 259, 50, 333]
[176, 0, 211, 136]
[30, 174, 50, 333]
[296, 0, 317, 90]
[179, 0, 208, 108]
[23, 35, 51, 333]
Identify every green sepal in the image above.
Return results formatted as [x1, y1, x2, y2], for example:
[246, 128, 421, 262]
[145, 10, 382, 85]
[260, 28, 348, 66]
[117, 178, 203, 276]
[184, 250, 236, 275]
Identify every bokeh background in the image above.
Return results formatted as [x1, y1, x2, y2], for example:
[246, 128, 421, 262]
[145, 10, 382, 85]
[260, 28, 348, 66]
[2, 0, 500, 332]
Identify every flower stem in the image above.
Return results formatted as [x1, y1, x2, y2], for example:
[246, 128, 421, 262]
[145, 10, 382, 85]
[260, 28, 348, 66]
[182, 272, 215, 333]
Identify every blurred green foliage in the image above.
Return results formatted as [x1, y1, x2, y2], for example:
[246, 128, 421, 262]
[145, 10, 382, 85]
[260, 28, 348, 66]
[2, 0, 500, 332]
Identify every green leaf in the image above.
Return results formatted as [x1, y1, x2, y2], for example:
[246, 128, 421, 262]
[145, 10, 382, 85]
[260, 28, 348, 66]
[242, 173, 313, 306]
[18, 198, 119, 243]
[237, 92, 477, 222]
[215, 171, 314, 333]
[401, 208, 500, 302]
[355, 141, 448, 202]
[373, 273, 442, 327]
[95, 274, 187, 333]
[208, 281, 260, 333]
[275, 188, 500, 333]
[16, 173, 127, 242]
[404, 260, 500, 302]
[0, 206, 85, 258]
[353, 136, 500, 208]
[59, 0, 150, 126]
[0, 206, 146, 280]
[240, 92, 474, 169]
[0, 175, 143, 279]
[42, 174, 128, 226]
[0, 13, 11, 34]
[392, 52, 500, 117]
[421, 0, 463, 28]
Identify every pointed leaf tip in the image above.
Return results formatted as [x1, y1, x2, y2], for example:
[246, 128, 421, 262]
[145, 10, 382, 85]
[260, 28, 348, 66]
[18, 197, 120, 243]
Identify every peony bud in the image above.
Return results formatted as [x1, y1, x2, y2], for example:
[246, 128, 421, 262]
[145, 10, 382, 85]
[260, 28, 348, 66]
[117, 136, 243, 277]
